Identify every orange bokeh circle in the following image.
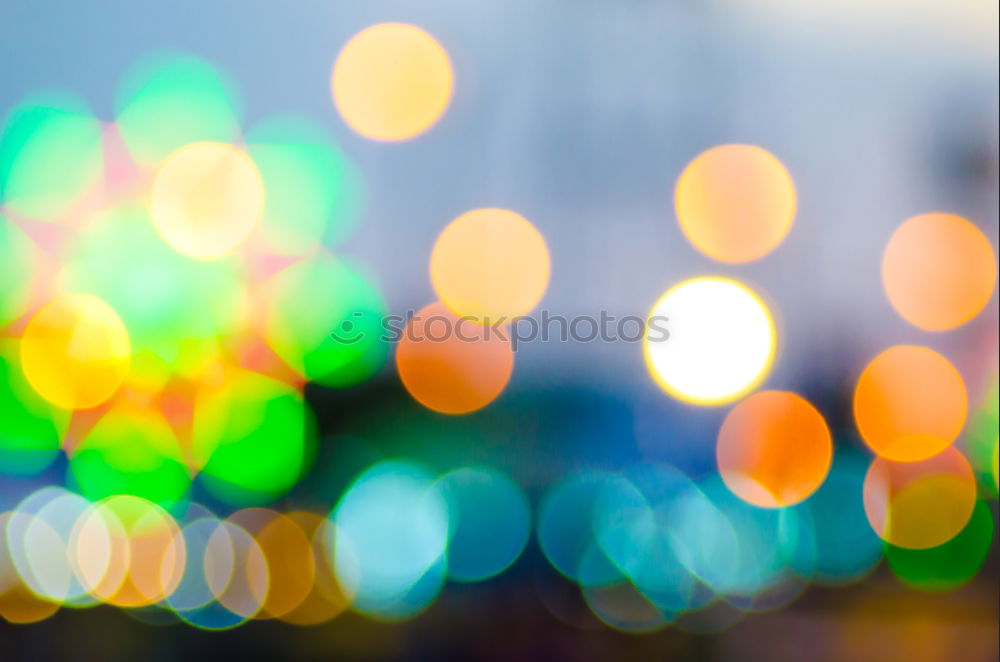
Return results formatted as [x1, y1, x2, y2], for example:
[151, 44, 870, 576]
[882, 213, 997, 331]
[717, 391, 833, 508]
[853, 345, 967, 463]
[396, 302, 514, 415]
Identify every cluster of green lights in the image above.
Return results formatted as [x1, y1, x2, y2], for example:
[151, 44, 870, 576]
[0, 52, 385, 509]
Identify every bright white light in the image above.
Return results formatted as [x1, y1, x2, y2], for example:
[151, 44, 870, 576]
[643, 277, 776, 405]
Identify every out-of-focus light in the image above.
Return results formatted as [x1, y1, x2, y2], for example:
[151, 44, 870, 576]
[717, 391, 832, 508]
[0, 216, 37, 326]
[263, 251, 388, 387]
[396, 302, 514, 415]
[116, 54, 242, 167]
[229, 509, 315, 620]
[0, 344, 67, 476]
[332, 23, 453, 142]
[435, 466, 530, 582]
[885, 499, 994, 592]
[69, 403, 190, 504]
[863, 447, 977, 550]
[592, 464, 699, 614]
[69, 496, 129, 603]
[787, 449, 883, 585]
[0, 94, 103, 220]
[537, 471, 625, 588]
[20, 293, 131, 410]
[168, 517, 264, 630]
[668, 482, 742, 594]
[209, 518, 269, 620]
[582, 581, 669, 634]
[882, 213, 997, 331]
[853, 345, 966, 462]
[192, 369, 315, 505]
[165, 517, 225, 614]
[278, 512, 353, 625]
[331, 460, 449, 621]
[246, 116, 362, 254]
[151, 142, 264, 259]
[430, 208, 551, 322]
[674, 144, 795, 263]
[691, 476, 800, 602]
[0, 511, 61, 624]
[15, 490, 96, 606]
[962, 375, 998, 493]
[59, 204, 249, 365]
[7, 488, 76, 605]
[94, 496, 185, 608]
[644, 277, 775, 405]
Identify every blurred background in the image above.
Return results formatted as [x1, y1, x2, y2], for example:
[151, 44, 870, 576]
[0, 0, 997, 660]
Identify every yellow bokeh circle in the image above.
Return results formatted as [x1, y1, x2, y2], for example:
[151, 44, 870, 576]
[332, 23, 453, 142]
[862, 447, 976, 550]
[20, 294, 131, 410]
[675, 144, 796, 263]
[430, 208, 550, 323]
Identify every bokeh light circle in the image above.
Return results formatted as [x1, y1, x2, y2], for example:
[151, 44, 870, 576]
[430, 208, 551, 322]
[263, 250, 388, 387]
[885, 499, 994, 592]
[192, 369, 315, 505]
[674, 145, 796, 263]
[592, 464, 700, 613]
[643, 277, 776, 406]
[208, 519, 269, 619]
[331, 460, 449, 621]
[0, 94, 103, 220]
[151, 142, 264, 259]
[882, 213, 997, 331]
[246, 116, 362, 254]
[7, 488, 79, 605]
[278, 512, 353, 625]
[94, 496, 185, 608]
[0, 342, 67, 476]
[69, 403, 190, 504]
[853, 345, 967, 462]
[717, 391, 833, 508]
[0, 511, 61, 624]
[862, 447, 976, 550]
[537, 471, 625, 588]
[332, 23, 453, 142]
[787, 449, 883, 586]
[20, 293, 130, 409]
[228, 509, 315, 620]
[435, 466, 530, 582]
[396, 302, 514, 415]
[116, 54, 242, 167]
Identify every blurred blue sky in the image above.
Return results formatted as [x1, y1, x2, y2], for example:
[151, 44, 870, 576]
[3, 0, 997, 426]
